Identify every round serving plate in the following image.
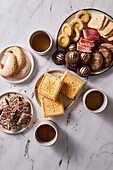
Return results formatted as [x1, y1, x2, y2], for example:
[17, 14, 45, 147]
[56, 8, 113, 76]
[0, 91, 34, 134]
[34, 70, 75, 110]
[0, 46, 34, 83]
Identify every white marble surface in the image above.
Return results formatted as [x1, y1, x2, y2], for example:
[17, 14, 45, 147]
[0, 0, 113, 170]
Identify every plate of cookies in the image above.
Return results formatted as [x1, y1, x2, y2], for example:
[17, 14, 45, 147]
[0, 46, 34, 83]
[0, 91, 33, 134]
[35, 70, 84, 118]
[52, 8, 113, 77]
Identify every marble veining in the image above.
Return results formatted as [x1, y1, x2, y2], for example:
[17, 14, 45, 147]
[0, 0, 113, 170]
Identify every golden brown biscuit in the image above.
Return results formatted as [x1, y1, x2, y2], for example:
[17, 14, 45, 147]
[61, 71, 84, 99]
[6, 46, 25, 72]
[0, 52, 17, 77]
[41, 94, 64, 118]
[98, 21, 113, 36]
[38, 73, 63, 101]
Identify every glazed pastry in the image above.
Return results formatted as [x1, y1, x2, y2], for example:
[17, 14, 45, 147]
[65, 51, 80, 64]
[71, 18, 84, 31]
[75, 10, 90, 23]
[77, 65, 91, 77]
[52, 50, 65, 65]
[98, 46, 112, 68]
[6, 46, 26, 72]
[71, 27, 81, 42]
[58, 33, 70, 48]
[0, 52, 17, 77]
[61, 23, 73, 36]
[11, 56, 31, 80]
[80, 52, 91, 64]
[90, 51, 103, 71]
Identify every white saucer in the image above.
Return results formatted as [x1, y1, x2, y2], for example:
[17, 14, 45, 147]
[0, 46, 34, 83]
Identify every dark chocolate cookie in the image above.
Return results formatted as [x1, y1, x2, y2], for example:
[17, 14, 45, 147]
[66, 62, 77, 71]
[90, 50, 103, 71]
[98, 46, 112, 68]
[65, 51, 80, 64]
[52, 50, 65, 65]
[77, 65, 91, 77]
[80, 52, 91, 64]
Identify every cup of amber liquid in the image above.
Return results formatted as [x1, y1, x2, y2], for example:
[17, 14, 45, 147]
[29, 30, 53, 56]
[83, 89, 108, 113]
[35, 120, 58, 146]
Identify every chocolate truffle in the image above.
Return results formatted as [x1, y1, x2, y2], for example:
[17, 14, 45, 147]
[52, 50, 65, 65]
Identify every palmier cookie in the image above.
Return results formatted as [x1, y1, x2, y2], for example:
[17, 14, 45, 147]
[71, 28, 81, 42]
[98, 46, 112, 68]
[75, 10, 90, 23]
[71, 18, 84, 31]
[90, 51, 103, 71]
[80, 52, 91, 64]
[0, 52, 17, 77]
[52, 50, 65, 65]
[66, 62, 77, 71]
[6, 46, 26, 72]
[65, 51, 80, 64]
[58, 33, 70, 48]
[61, 23, 73, 36]
[77, 65, 91, 77]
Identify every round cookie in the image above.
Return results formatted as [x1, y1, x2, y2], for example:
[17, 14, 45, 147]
[6, 46, 26, 72]
[66, 62, 77, 71]
[90, 51, 103, 71]
[98, 46, 112, 68]
[52, 50, 65, 65]
[65, 43, 76, 52]
[80, 52, 91, 64]
[77, 65, 91, 77]
[65, 51, 80, 64]
[0, 52, 17, 77]
[11, 56, 31, 80]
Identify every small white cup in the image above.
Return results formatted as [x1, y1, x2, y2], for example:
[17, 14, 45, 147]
[35, 120, 58, 146]
[29, 30, 53, 56]
[83, 88, 108, 113]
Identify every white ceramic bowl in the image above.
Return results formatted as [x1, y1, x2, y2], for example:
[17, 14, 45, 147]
[35, 120, 58, 146]
[29, 30, 53, 56]
[83, 88, 108, 113]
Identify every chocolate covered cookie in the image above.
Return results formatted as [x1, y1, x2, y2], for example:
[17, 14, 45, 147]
[90, 51, 103, 71]
[66, 63, 77, 71]
[52, 50, 65, 65]
[80, 52, 91, 64]
[77, 65, 91, 77]
[98, 46, 112, 68]
[65, 51, 80, 64]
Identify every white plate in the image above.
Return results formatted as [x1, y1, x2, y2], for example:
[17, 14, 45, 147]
[34, 70, 75, 110]
[56, 8, 113, 76]
[0, 46, 34, 83]
[0, 91, 34, 134]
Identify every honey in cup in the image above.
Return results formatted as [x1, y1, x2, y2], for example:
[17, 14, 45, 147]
[31, 32, 50, 52]
[36, 124, 56, 142]
[85, 90, 104, 111]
